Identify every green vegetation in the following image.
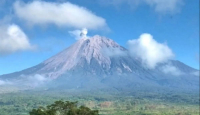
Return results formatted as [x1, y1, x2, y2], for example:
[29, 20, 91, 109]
[29, 100, 98, 115]
[0, 90, 199, 115]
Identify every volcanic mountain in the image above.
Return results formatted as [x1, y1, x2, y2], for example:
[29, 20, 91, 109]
[0, 35, 199, 92]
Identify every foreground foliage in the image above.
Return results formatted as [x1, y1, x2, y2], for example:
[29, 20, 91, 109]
[29, 100, 99, 115]
[0, 90, 199, 115]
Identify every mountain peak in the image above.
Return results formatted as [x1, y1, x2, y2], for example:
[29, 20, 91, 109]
[40, 35, 125, 78]
[79, 35, 120, 48]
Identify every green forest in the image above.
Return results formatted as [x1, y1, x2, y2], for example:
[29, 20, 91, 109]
[0, 90, 199, 115]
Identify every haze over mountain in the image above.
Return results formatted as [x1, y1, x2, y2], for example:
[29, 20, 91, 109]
[0, 35, 199, 93]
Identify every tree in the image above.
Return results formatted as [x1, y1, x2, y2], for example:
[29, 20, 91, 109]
[29, 100, 99, 115]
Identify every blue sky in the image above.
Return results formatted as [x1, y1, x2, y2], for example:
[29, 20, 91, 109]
[0, 0, 199, 75]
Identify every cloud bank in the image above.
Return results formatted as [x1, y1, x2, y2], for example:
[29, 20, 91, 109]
[14, 1, 107, 29]
[0, 24, 33, 55]
[101, 0, 183, 14]
[128, 33, 174, 69]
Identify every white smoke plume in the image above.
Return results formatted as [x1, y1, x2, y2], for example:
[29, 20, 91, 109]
[69, 28, 89, 40]
[80, 28, 88, 37]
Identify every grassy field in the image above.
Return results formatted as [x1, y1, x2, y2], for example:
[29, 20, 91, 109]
[0, 90, 199, 115]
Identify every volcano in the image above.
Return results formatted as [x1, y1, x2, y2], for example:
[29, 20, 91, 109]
[0, 35, 199, 92]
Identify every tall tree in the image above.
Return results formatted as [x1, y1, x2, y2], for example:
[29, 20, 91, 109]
[29, 100, 99, 115]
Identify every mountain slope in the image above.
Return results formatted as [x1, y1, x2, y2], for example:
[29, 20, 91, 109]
[0, 35, 199, 92]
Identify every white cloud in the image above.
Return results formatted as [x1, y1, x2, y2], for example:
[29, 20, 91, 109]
[128, 33, 174, 69]
[145, 0, 183, 14]
[100, 0, 183, 14]
[19, 74, 51, 87]
[14, 1, 107, 29]
[28, 74, 51, 87]
[0, 79, 12, 85]
[69, 28, 89, 40]
[191, 71, 199, 76]
[161, 64, 183, 76]
[0, 80, 6, 85]
[0, 24, 34, 55]
[103, 47, 126, 57]
[0, 74, 51, 87]
[28, 74, 50, 82]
